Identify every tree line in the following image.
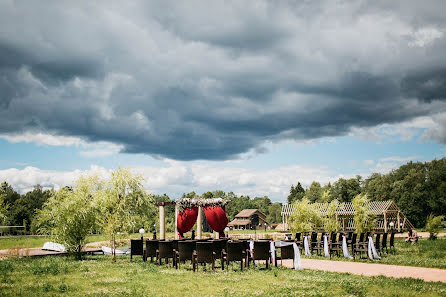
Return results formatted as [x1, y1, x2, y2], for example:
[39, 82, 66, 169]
[287, 158, 446, 228]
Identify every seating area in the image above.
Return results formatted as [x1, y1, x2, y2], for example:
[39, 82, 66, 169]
[129, 230, 396, 272]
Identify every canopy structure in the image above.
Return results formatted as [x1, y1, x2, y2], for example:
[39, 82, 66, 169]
[281, 200, 414, 232]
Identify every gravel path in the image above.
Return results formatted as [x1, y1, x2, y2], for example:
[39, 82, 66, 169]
[279, 258, 446, 283]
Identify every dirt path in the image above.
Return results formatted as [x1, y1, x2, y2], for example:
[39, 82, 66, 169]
[279, 258, 446, 283]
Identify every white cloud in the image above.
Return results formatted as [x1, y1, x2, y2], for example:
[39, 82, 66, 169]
[0, 162, 341, 202]
[0, 132, 124, 158]
[408, 27, 444, 48]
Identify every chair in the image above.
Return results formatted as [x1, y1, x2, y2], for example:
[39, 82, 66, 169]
[309, 232, 318, 254]
[222, 241, 246, 271]
[375, 233, 381, 255]
[353, 233, 368, 260]
[175, 240, 195, 269]
[193, 242, 215, 272]
[251, 241, 271, 269]
[295, 233, 302, 246]
[211, 239, 226, 262]
[130, 239, 144, 261]
[311, 232, 325, 256]
[329, 232, 342, 259]
[156, 241, 174, 266]
[389, 232, 395, 253]
[238, 239, 252, 267]
[145, 239, 159, 262]
[381, 232, 388, 254]
[349, 233, 357, 254]
[279, 241, 295, 266]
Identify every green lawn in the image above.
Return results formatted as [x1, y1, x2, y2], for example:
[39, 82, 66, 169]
[304, 237, 446, 269]
[1, 255, 445, 297]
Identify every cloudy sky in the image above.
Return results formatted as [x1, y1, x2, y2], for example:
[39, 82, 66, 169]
[1, 0, 445, 201]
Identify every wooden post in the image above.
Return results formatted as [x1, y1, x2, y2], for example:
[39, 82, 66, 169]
[159, 205, 165, 240]
[174, 204, 179, 240]
[197, 206, 203, 239]
[397, 211, 401, 232]
[384, 212, 387, 233]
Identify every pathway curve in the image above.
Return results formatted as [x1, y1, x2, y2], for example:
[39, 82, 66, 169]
[279, 258, 446, 283]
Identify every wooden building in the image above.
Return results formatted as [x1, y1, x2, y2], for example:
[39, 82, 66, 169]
[281, 200, 414, 232]
[228, 209, 269, 230]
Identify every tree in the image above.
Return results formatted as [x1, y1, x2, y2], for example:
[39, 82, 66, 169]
[425, 214, 445, 240]
[305, 181, 322, 203]
[331, 176, 362, 202]
[288, 198, 322, 233]
[352, 194, 375, 235]
[0, 191, 8, 225]
[96, 168, 154, 261]
[267, 202, 282, 224]
[323, 199, 340, 233]
[36, 176, 99, 259]
[287, 182, 305, 204]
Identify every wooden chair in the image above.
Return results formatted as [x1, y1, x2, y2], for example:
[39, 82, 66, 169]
[221, 241, 246, 271]
[329, 232, 342, 259]
[374, 233, 381, 255]
[211, 239, 226, 264]
[156, 241, 174, 266]
[130, 239, 144, 261]
[353, 233, 368, 260]
[145, 239, 159, 262]
[381, 232, 388, 254]
[238, 239, 252, 267]
[389, 232, 395, 253]
[309, 232, 318, 254]
[295, 233, 302, 246]
[175, 240, 195, 269]
[349, 233, 357, 255]
[279, 240, 295, 266]
[251, 240, 271, 269]
[311, 232, 325, 256]
[193, 242, 215, 272]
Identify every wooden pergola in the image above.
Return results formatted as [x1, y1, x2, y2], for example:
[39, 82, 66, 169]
[281, 200, 414, 232]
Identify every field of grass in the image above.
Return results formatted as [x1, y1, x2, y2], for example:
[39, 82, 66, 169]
[305, 237, 446, 269]
[1, 255, 445, 297]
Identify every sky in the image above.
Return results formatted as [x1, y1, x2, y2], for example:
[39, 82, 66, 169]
[1, 0, 446, 202]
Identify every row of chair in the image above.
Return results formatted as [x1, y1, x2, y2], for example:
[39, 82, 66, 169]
[293, 231, 395, 259]
[130, 238, 274, 271]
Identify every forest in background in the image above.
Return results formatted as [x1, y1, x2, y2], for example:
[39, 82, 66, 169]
[1, 158, 445, 232]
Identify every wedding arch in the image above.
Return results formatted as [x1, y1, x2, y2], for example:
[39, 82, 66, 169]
[156, 198, 228, 240]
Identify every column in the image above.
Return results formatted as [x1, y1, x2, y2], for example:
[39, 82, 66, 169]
[174, 204, 179, 240]
[159, 205, 165, 240]
[197, 206, 203, 239]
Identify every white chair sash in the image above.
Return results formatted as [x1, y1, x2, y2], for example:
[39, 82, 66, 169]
[303, 235, 311, 256]
[277, 241, 302, 270]
[368, 236, 381, 260]
[270, 241, 276, 264]
[342, 235, 353, 259]
[323, 235, 329, 257]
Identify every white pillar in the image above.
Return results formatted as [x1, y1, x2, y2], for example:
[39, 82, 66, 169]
[197, 206, 203, 239]
[174, 204, 179, 240]
[159, 205, 165, 240]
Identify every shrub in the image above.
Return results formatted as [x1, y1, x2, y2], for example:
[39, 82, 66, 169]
[288, 198, 322, 233]
[352, 194, 376, 235]
[425, 214, 445, 240]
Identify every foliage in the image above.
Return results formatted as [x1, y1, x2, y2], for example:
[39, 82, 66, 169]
[324, 199, 340, 233]
[304, 181, 322, 202]
[0, 191, 8, 225]
[287, 182, 305, 204]
[352, 194, 376, 235]
[288, 198, 322, 232]
[36, 176, 99, 259]
[96, 168, 154, 260]
[425, 214, 445, 240]
[330, 176, 362, 203]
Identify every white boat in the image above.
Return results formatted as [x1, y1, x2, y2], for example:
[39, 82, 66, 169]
[42, 242, 67, 252]
[101, 246, 129, 255]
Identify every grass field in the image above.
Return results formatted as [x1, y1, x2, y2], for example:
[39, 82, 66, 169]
[1, 255, 445, 297]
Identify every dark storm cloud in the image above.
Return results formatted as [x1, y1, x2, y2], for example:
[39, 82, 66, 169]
[1, 0, 446, 160]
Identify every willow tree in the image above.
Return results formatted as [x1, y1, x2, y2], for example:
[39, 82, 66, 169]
[37, 175, 100, 259]
[289, 198, 322, 233]
[96, 168, 154, 261]
[324, 199, 340, 233]
[352, 193, 375, 235]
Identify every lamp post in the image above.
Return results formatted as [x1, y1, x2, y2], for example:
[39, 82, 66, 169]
[139, 228, 145, 241]
[264, 222, 267, 232]
[389, 221, 394, 233]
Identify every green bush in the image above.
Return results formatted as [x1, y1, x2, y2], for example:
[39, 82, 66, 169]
[425, 214, 445, 240]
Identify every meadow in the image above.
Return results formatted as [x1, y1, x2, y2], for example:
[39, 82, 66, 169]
[1, 255, 446, 297]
